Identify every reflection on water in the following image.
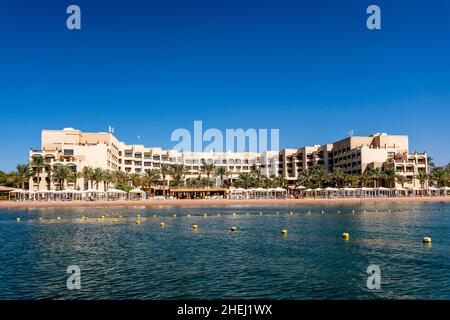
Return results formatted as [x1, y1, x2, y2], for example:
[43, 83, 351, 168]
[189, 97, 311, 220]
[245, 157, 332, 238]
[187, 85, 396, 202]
[0, 202, 449, 299]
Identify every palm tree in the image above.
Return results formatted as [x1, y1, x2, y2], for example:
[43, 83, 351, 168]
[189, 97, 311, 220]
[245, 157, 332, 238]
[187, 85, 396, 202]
[67, 171, 82, 189]
[82, 166, 94, 189]
[395, 174, 407, 188]
[113, 170, 129, 185]
[427, 156, 435, 169]
[251, 168, 263, 187]
[430, 168, 448, 187]
[9, 164, 31, 189]
[345, 174, 359, 188]
[382, 167, 396, 188]
[102, 170, 114, 190]
[129, 173, 143, 188]
[142, 169, 161, 195]
[171, 164, 187, 187]
[297, 169, 314, 188]
[331, 168, 346, 187]
[215, 166, 229, 188]
[44, 163, 52, 190]
[360, 170, 372, 187]
[52, 165, 71, 190]
[369, 168, 384, 188]
[261, 177, 274, 189]
[0, 171, 8, 185]
[273, 176, 287, 188]
[200, 163, 216, 188]
[235, 172, 255, 189]
[311, 165, 328, 188]
[91, 167, 105, 190]
[160, 163, 172, 197]
[415, 172, 429, 188]
[30, 155, 46, 190]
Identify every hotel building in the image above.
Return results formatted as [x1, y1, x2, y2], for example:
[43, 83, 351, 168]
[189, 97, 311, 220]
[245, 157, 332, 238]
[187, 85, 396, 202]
[29, 128, 428, 190]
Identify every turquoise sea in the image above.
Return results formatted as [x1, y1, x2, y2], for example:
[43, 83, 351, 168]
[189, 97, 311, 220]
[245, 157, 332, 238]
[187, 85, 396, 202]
[0, 202, 449, 299]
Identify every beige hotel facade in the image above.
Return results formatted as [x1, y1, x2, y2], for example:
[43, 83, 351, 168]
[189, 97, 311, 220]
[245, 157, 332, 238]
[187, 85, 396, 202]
[28, 128, 428, 190]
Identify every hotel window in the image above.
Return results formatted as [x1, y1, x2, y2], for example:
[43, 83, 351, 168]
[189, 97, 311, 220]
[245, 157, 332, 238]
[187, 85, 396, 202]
[153, 155, 160, 161]
[144, 162, 151, 167]
[135, 153, 142, 158]
[388, 152, 395, 157]
[64, 149, 74, 156]
[135, 168, 141, 173]
[214, 160, 220, 164]
[222, 159, 227, 164]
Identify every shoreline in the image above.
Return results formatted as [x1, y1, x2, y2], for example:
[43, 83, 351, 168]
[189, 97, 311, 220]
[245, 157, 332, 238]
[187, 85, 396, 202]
[1, 197, 450, 209]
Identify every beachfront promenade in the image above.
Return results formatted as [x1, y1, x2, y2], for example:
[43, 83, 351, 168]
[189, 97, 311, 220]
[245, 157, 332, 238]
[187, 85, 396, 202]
[2, 186, 450, 209]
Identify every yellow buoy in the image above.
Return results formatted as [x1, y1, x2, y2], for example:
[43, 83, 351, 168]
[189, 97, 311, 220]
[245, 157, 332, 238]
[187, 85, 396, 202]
[38, 217, 43, 220]
[193, 224, 198, 229]
[321, 210, 324, 214]
[246, 213, 250, 216]
[307, 211, 311, 214]
[204, 214, 207, 217]
[232, 212, 236, 216]
[153, 215, 157, 218]
[342, 232, 350, 240]
[136, 220, 141, 224]
[217, 213, 220, 216]
[172, 214, 177, 218]
[281, 229, 288, 235]
[423, 237, 432, 244]
[16, 217, 21, 222]
[101, 215, 105, 219]
[57, 216, 61, 220]
[337, 211, 341, 214]
[230, 226, 237, 232]
[276, 212, 279, 215]
[97, 218, 100, 222]
[260, 212, 263, 215]
[160, 222, 165, 227]
[112, 219, 117, 222]
[187, 214, 191, 217]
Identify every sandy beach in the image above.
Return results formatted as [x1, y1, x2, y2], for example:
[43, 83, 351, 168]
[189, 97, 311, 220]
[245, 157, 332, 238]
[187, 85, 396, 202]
[1, 197, 449, 209]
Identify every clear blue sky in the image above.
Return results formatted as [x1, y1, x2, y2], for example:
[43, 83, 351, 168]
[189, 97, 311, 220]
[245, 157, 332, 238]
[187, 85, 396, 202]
[0, 0, 449, 171]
